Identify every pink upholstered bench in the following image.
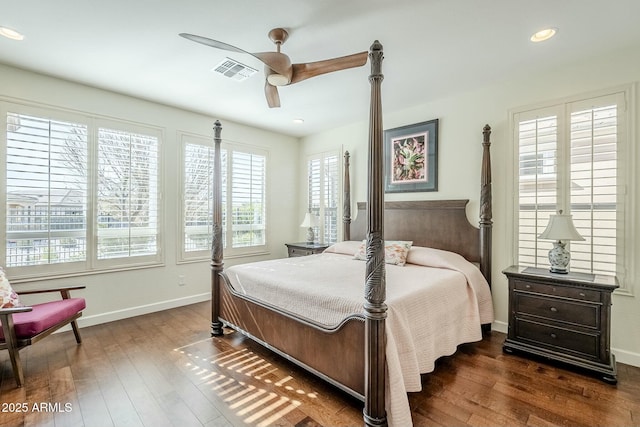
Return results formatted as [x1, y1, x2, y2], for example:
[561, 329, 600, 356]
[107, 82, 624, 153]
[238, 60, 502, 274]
[0, 298, 86, 340]
[0, 286, 86, 387]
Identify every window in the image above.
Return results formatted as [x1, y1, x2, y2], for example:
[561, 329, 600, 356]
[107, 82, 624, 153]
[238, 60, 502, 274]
[96, 127, 159, 260]
[2, 103, 162, 278]
[180, 133, 267, 261]
[512, 88, 632, 290]
[230, 151, 266, 248]
[307, 150, 340, 244]
[5, 113, 88, 268]
[183, 139, 217, 254]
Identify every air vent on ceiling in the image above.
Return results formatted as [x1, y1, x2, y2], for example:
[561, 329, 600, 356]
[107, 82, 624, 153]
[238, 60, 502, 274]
[212, 57, 258, 82]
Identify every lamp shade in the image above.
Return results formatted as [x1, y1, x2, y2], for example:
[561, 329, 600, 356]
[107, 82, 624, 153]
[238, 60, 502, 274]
[539, 212, 584, 241]
[300, 212, 319, 228]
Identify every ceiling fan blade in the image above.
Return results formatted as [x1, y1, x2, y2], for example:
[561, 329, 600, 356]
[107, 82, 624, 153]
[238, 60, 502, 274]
[179, 33, 250, 55]
[180, 33, 293, 83]
[290, 51, 368, 84]
[264, 81, 281, 108]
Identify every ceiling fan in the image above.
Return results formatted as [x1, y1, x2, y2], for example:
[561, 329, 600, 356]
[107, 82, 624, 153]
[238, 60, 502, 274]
[179, 28, 368, 108]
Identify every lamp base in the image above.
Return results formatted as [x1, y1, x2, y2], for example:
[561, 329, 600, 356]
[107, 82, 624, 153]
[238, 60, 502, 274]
[306, 227, 315, 244]
[548, 240, 570, 274]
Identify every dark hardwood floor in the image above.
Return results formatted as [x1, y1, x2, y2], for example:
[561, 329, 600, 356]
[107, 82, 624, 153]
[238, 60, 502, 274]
[1, 301, 638, 427]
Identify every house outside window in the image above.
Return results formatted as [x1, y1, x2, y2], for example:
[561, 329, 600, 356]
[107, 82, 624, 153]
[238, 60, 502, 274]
[511, 87, 633, 292]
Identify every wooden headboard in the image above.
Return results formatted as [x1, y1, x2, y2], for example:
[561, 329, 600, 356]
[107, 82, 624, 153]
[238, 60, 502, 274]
[349, 200, 481, 263]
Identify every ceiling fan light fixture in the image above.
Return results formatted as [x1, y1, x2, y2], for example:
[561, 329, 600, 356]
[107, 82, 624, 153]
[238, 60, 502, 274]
[267, 73, 290, 86]
[530, 28, 557, 43]
[0, 26, 24, 41]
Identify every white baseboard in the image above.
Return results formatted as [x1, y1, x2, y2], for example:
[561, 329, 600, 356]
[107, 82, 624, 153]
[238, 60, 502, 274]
[56, 293, 210, 331]
[491, 320, 508, 334]
[611, 347, 640, 368]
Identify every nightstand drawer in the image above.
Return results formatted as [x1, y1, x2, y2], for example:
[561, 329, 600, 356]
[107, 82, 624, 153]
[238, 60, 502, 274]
[285, 243, 329, 258]
[514, 279, 601, 302]
[288, 247, 314, 257]
[515, 318, 599, 359]
[516, 293, 599, 328]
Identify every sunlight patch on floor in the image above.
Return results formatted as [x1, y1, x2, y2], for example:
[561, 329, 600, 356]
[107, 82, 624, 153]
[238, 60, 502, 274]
[174, 341, 316, 426]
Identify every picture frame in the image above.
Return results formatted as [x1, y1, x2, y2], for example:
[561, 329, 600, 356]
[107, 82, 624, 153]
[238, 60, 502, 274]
[384, 119, 438, 193]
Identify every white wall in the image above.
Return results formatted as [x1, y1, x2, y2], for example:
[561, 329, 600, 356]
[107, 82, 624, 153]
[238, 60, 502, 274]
[300, 44, 640, 367]
[0, 64, 300, 326]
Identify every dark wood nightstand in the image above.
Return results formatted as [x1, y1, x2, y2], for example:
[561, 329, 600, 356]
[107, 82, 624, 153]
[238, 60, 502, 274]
[502, 265, 618, 383]
[285, 242, 329, 257]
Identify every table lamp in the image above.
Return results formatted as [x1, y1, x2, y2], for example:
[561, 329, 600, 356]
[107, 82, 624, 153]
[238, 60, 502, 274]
[538, 210, 584, 274]
[300, 212, 319, 244]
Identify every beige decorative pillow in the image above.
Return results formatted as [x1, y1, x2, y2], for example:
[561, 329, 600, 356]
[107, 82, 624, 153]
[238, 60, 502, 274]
[0, 267, 21, 308]
[354, 240, 413, 266]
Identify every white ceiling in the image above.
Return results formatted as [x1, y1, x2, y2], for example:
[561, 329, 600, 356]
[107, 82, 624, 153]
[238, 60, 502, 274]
[2, 0, 640, 138]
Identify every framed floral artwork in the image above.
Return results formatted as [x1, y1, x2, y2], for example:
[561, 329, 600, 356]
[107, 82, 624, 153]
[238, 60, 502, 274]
[384, 119, 438, 193]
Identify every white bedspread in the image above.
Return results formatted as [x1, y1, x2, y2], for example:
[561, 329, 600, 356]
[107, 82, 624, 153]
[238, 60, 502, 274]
[224, 241, 494, 426]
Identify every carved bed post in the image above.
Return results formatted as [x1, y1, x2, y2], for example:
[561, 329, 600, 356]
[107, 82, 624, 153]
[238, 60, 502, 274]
[479, 124, 493, 287]
[364, 40, 387, 427]
[211, 120, 224, 336]
[343, 151, 351, 241]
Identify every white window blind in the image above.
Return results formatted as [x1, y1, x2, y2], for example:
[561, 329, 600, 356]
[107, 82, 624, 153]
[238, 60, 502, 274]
[183, 142, 214, 253]
[181, 135, 266, 260]
[231, 151, 266, 248]
[5, 113, 88, 267]
[517, 114, 558, 267]
[514, 91, 628, 284]
[569, 104, 619, 274]
[97, 128, 159, 260]
[307, 151, 340, 244]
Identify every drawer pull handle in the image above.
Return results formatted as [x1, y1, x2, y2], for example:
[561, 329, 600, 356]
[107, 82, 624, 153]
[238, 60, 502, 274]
[579, 292, 586, 297]
[550, 307, 558, 312]
[550, 333, 557, 339]
[525, 284, 531, 289]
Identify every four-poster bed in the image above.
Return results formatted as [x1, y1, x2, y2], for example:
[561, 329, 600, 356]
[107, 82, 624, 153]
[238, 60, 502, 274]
[209, 41, 494, 427]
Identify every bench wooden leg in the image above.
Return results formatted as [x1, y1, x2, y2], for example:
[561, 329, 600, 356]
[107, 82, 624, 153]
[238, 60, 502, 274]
[1, 314, 24, 387]
[71, 320, 82, 344]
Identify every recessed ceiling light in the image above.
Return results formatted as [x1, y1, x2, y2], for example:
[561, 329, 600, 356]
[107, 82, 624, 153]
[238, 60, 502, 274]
[0, 26, 24, 41]
[292, 118, 304, 124]
[530, 28, 557, 43]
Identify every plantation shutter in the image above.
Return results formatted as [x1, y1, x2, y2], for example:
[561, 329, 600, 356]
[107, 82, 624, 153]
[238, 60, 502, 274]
[307, 151, 340, 244]
[5, 112, 88, 267]
[516, 112, 559, 267]
[323, 154, 339, 243]
[183, 143, 214, 252]
[97, 128, 158, 259]
[568, 98, 620, 276]
[183, 143, 228, 253]
[231, 151, 266, 248]
[308, 157, 321, 239]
